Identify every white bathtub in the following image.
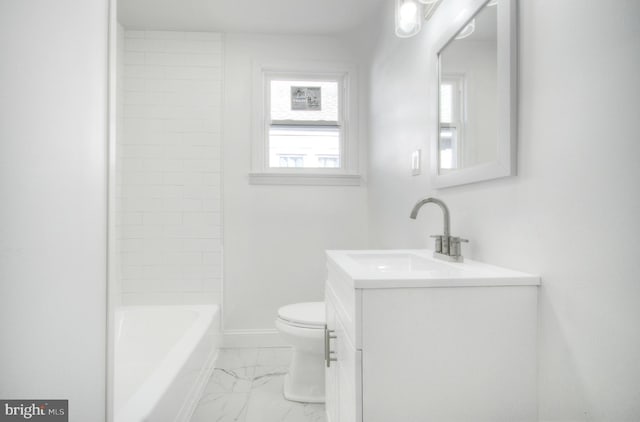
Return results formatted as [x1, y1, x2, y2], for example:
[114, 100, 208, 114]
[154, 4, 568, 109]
[113, 305, 220, 422]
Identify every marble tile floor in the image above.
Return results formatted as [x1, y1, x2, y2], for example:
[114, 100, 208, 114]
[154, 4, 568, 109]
[190, 347, 326, 422]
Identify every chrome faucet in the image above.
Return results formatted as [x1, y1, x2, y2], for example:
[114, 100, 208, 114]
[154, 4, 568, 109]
[410, 197, 468, 262]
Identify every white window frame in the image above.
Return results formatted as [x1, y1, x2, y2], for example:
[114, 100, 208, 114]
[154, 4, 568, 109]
[250, 60, 361, 186]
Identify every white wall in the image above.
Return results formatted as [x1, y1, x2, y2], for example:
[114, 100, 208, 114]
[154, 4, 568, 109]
[0, 0, 108, 420]
[364, 0, 640, 420]
[118, 30, 223, 305]
[223, 33, 368, 340]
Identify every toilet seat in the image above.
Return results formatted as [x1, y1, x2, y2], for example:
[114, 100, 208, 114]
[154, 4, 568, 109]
[277, 302, 325, 329]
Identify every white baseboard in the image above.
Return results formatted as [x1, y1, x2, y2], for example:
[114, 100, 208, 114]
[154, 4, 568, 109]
[222, 328, 287, 348]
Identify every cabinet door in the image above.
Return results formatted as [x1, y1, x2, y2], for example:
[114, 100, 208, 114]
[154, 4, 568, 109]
[326, 286, 362, 422]
[335, 312, 362, 422]
[325, 297, 339, 422]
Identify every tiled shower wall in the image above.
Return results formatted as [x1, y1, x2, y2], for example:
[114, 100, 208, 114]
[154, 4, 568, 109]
[116, 30, 223, 305]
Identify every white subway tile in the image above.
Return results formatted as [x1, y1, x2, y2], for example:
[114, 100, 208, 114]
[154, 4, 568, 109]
[182, 212, 218, 227]
[122, 265, 150, 280]
[124, 120, 165, 141]
[183, 185, 221, 199]
[185, 159, 220, 172]
[122, 225, 165, 239]
[202, 278, 222, 292]
[162, 172, 203, 186]
[125, 38, 148, 52]
[121, 252, 144, 267]
[124, 91, 151, 105]
[203, 252, 222, 267]
[122, 145, 165, 158]
[143, 212, 182, 225]
[145, 52, 183, 66]
[185, 132, 220, 146]
[123, 196, 164, 211]
[164, 66, 221, 80]
[122, 172, 163, 187]
[184, 32, 222, 41]
[122, 212, 143, 225]
[181, 239, 221, 252]
[145, 30, 186, 40]
[165, 198, 203, 212]
[164, 91, 220, 107]
[144, 265, 182, 280]
[148, 92, 172, 105]
[163, 39, 222, 54]
[123, 77, 147, 92]
[202, 173, 222, 186]
[167, 252, 203, 265]
[183, 53, 220, 67]
[125, 65, 166, 80]
[124, 30, 145, 39]
[121, 239, 145, 252]
[121, 157, 145, 172]
[163, 119, 202, 133]
[146, 78, 176, 93]
[202, 199, 222, 212]
[124, 52, 145, 65]
[135, 159, 166, 173]
[127, 38, 166, 52]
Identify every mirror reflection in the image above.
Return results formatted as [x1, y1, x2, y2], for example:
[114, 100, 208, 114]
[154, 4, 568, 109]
[438, 1, 498, 173]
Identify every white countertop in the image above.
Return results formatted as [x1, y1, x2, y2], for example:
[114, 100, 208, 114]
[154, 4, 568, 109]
[326, 249, 541, 289]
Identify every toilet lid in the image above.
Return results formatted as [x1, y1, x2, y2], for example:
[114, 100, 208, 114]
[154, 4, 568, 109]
[277, 302, 325, 327]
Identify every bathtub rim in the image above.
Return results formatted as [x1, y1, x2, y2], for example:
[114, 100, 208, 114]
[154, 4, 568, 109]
[114, 304, 220, 422]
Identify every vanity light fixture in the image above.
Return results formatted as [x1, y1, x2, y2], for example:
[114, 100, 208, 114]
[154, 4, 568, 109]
[395, 0, 443, 38]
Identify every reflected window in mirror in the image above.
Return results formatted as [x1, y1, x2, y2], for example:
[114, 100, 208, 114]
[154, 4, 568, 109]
[439, 1, 497, 173]
[439, 75, 465, 170]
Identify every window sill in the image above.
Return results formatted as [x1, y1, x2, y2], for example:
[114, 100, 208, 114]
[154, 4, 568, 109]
[248, 172, 362, 186]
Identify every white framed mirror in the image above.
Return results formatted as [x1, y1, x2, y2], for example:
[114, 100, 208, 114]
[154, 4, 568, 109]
[431, 0, 517, 188]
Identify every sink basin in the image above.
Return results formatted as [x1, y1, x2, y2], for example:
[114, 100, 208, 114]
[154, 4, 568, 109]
[326, 249, 540, 288]
[346, 252, 466, 275]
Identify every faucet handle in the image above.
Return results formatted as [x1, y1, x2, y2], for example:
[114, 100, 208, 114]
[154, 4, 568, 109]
[430, 235, 443, 253]
[449, 236, 469, 257]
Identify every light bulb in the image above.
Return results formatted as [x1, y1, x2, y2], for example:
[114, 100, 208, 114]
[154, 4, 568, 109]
[399, 1, 418, 24]
[395, 0, 422, 38]
[455, 19, 475, 40]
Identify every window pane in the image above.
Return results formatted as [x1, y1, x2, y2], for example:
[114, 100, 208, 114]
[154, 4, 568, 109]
[271, 80, 339, 122]
[439, 127, 458, 169]
[269, 126, 341, 168]
[440, 83, 453, 124]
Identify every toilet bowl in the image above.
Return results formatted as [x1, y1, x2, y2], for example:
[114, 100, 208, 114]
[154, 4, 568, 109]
[275, 302, 325, 403]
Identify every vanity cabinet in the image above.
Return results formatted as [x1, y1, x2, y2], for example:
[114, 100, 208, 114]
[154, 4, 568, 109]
[324, 250, 540, 422]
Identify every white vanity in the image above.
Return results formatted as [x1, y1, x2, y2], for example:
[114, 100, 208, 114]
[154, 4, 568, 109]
[324, 249, 540, 422]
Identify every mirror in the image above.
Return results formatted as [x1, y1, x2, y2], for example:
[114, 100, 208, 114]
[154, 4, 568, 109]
[432, 0, 516, 188]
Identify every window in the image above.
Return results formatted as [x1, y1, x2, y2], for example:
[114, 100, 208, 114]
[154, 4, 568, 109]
[251, 61, 360, 185]
[439, 74, 465, 170]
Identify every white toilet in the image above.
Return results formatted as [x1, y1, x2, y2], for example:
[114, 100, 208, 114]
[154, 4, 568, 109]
[275, 302, 326, 403]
